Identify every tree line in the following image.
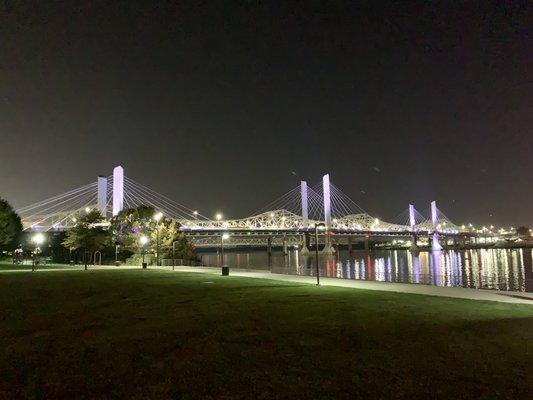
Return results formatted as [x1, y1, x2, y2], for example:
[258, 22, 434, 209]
[0, 197, 197, 265]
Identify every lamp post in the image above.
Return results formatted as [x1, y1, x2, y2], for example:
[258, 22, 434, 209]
[153, 212, 163, 266]
[31, 232, 45, 272]
[139, 235, 149, 269]
[115, 243, 120, 266]
[220, 232, 230, 275]
[314, 223, 325, 286]
[172, 240, 177, 270]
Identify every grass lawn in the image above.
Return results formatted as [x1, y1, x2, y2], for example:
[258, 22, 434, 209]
[0, 269, 532, 399]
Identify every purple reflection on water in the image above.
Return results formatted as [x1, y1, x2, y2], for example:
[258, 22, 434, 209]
[412, 253, 420, 284]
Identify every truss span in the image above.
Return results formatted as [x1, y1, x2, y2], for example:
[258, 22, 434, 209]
[180, 210, 315, 231]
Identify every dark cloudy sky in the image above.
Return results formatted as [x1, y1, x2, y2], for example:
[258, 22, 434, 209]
[1, 1, 531, 225]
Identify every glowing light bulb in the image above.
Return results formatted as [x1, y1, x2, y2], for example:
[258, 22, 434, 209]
[32, 233, 45, 245]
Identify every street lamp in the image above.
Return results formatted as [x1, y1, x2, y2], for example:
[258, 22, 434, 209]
[153, 212, 163, 266]
[114, 242, 121, 266]
[172, 240, 177, 270]
[31, 232, 45, 272]
[216, 213, 223, 221]
[139, 235, 149, 269]
[313, 223, 326, 286]
[220, 232, 230, 275]
[193, 211, 199, 219]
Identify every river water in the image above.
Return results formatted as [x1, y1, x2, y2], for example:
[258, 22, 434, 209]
[199, 248, 533, 292]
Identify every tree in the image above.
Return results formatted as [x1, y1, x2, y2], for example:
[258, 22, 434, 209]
[63, 210, 110, 269]
[0, 198, 23, 251]
[516, 226, 530, 237]
[163, 229, 196, 261]
[152, 219, 197, 261]
[111, 205, 197, 262]
[110, 205, 158, 252]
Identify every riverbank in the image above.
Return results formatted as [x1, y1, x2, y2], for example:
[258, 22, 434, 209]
[168, 265, 533, 304]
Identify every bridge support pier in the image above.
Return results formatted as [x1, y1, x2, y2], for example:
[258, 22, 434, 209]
[300, 234, 310, 255]
[321, 235, 335, 255]
[267, 237, 272, 267]
[364, 236, 369, 251]
[348, 236, 353, 257]
[431, 233, 442, 251]
[410, 233, 419, 252]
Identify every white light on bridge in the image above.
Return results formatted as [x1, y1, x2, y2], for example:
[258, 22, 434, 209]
[215, 213, 223, 221]
[222, 233, 230, 240]
[153, 212, 163, 222]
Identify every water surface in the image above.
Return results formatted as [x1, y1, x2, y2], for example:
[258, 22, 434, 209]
[200, 248, 533, 292]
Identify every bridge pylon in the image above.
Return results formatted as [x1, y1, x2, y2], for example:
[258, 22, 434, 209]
[322, 174, 331, 229]
[97, 176, 107, 217]
[321, 174, 335, 254]
[112, 165, 124, 216]
[408, 204, 419, 251]
[431, 200, 442, 251]
[300, 181, 309, 228]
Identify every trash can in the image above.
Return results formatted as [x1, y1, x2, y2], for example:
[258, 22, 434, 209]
[221, 266, 229, 276]
[142, 262, 147, 269]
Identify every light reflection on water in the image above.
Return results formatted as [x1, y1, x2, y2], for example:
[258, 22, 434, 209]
[200, 248, 533, 292]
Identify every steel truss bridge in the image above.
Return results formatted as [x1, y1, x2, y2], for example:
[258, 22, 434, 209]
[17, 166, 469, 249]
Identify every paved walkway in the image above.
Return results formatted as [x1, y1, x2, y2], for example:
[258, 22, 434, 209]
[163, 266, 533, 305]
[2, 264, 532, 305]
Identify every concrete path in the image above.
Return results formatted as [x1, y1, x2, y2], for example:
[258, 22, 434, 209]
[1, 264, 532, 305]
[162, 266, 533, 305]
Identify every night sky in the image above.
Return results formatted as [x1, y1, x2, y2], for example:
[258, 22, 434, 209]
[1, 2, 531, 226]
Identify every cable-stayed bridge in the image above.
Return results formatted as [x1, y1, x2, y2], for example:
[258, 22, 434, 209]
[17, 166, 465, 249]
